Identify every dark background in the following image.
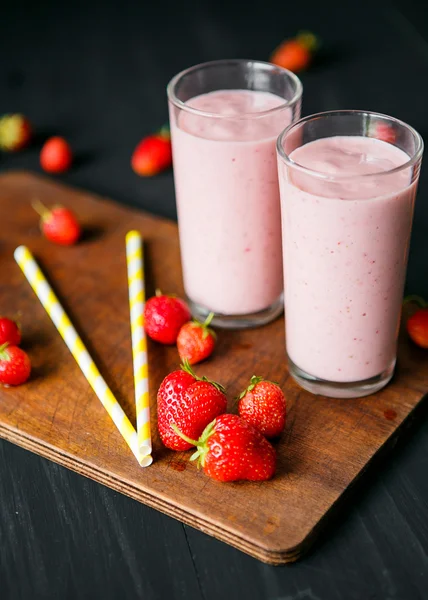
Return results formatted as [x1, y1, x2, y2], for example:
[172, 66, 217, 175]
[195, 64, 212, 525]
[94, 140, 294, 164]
[1, 1, 428, 598]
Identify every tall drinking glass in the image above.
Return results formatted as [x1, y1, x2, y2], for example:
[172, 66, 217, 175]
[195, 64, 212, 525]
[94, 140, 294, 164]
[276, 110, 423, 398]
[167, 60, 302, 328]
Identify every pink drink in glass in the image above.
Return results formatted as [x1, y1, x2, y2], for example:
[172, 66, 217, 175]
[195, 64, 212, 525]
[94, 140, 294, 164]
[277, 112, 423, 398]
[168, 61, 302, 328]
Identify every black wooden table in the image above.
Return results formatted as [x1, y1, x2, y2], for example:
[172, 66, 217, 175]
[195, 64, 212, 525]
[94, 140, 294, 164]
[1, 1, 428, 598]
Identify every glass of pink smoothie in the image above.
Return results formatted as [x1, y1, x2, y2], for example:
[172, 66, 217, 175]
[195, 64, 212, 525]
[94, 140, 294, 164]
[276, 110, 423, 398]
[167, 60, 302, 328]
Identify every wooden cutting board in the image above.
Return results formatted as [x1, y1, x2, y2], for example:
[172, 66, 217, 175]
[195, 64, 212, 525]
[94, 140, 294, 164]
[0, 171, 427, 565]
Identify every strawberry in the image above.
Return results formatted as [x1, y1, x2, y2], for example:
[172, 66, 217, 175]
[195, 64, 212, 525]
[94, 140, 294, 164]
[40, 136, 72, 173]
[408, 309, 428, 348]
[173, 414, 276, 482]
[238, 376, 286, 438]
[372, 122, 396, 144]
[132, 127, 172, 176]
[33, 200, 81, 246]
[157, 360, 227, 451]
[0, 317, 21, 346]
[0, 343, 31, 386]
[177, 312, 216, 365]
[0, 114, 32, 151]
[270, 31, 318, 73]
[404, 296, 428, 349]
[144, 291, 191, 345]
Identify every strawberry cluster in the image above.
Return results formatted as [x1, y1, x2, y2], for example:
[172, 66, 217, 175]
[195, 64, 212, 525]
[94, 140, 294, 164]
[144, 292, 216, 365]
[157, 362, 286, 483]
[0, 317, 31, 386]
[144, 290, 287, 482]
[0, 196, 83, 386]
[143, 290, 287, 481]
[0, 114, 74, 173]
[0, 113, 172, 178]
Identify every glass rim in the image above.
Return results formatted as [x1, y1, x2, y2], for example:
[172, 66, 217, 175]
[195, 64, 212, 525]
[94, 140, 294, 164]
[166, 58, 303, 120]
[276, 109, 424, 181]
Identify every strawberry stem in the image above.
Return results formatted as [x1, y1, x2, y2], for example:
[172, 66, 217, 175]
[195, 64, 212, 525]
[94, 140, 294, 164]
[171, 419, 217, 468]
[32, 198, 50, 221]
[155, 288, 177, 298]
[170, 423, 198, 446]
[204, 312, 214, 328]
[0, 342, 10, 361]
[181, 358, 198, 378]
[190, 419, 216, 467]
[248, 375, 264, 390]
[203, 312, 216, 339]
[403, 295, 427, 308]
[13, 312, 22, 332]
[191, 312, 216, 340]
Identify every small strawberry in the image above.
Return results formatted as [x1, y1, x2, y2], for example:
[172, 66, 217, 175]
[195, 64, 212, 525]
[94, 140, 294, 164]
[238, 376, 286, 438]
[270, 31, 318, 73]
[144, 291, 191, 345]
[33, 200, 81, 246]
[40, 136, 72, 173]
[404, 296, 428, 349]
[0, 317, 21, 346]
[157, 360, 227, 451]
[0, 114, 32, 151]
[372, 122, 396, 144]
[132, 126, 172, 176]
[177, 312, 216, 365]
[173, 414, 276, 482]
[0, 343, 31, 386]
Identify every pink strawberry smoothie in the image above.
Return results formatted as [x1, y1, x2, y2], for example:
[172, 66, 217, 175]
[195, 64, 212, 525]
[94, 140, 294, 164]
[170, 89, 292, 315]
[278, 136, 417, 383]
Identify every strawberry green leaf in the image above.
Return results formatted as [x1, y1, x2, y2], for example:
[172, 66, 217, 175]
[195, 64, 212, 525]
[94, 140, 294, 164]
[403, 295, 427, 308]
[238, 375, 264, 399]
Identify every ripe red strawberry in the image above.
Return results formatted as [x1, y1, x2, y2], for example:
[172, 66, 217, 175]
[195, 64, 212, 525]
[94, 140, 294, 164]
[33, 200, 81, 245]
[144, 291, 191, 345]
[407, 309, 428, 348]
[238, 376, 286, 438]
[0, 114, 32, 151]
[373, 122, 396, 144]
[40, 136, 72, 173]
[405, 296, 428, 349]
[157, 361, 227, 450]
[0, 317, 21, 346]
[132, 127, 172, 176]
[0, 343, 31, 386]
[270, 31, 318, 73]
[173, 414, 276, 482]
[177, 312, 216, 365]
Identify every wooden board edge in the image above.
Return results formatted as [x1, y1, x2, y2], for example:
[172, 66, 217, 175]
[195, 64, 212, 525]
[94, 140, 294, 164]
[0, 424, 293, 564]
[288, 390, 428, 564]
[2, 390, 427, 566]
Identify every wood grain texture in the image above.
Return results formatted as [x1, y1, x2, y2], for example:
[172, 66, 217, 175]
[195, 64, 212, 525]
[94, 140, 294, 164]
[0, 171, 427, 565]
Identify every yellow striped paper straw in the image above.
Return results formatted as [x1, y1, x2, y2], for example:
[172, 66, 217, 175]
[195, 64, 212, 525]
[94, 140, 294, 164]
[125, 231, 152, 463]
[14, 245, 152, 467]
